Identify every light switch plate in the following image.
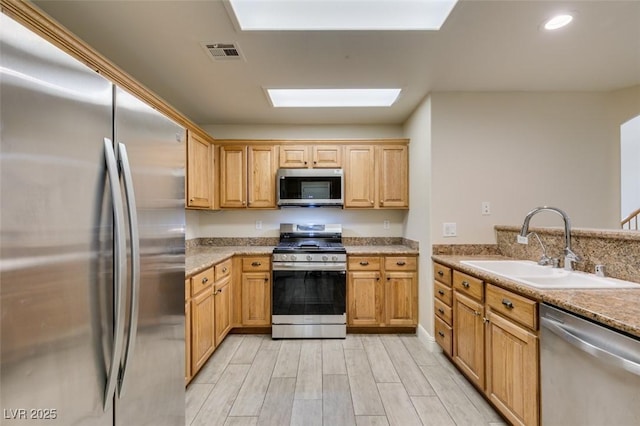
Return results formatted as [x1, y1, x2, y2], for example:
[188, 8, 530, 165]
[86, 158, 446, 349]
[255, 220, 262, 230]
[443, 222, 457, 237]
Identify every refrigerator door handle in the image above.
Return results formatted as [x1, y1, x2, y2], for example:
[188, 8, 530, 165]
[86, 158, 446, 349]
[103, 138, 128, 411]
[116, 142, 140, 397]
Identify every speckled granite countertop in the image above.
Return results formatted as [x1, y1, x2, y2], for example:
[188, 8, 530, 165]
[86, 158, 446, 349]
[186, 245, 419, 277]
[432, 254, 640, 339]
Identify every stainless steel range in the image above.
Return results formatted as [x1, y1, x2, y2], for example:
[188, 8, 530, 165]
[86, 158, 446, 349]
[272, 224, 347, 338]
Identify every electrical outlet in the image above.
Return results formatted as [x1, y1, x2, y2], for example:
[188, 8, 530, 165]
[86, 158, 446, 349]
[482, 201, 491, 215]
[255, 220, 262, 230]
[443, 222, 457, 237]
[383, 220, 390, 230]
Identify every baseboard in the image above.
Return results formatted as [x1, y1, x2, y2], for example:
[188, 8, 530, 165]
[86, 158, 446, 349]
[417, 323, 442, 353]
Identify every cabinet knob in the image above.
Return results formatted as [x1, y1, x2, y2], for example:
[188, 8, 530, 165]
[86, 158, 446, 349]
[242, 201, 246, 205]
[380, 201, 384, 206]
[462, 281, 470, 288]
[313, 161, 317, 164]
[438, 290, 445, 296]
[438, 308, 445, 315]
[396, 261, 406, 266]
[359, 261, 369, 266]
[370, 200, 374, 204]
[437, 271, 444, 276]
[202, 277, 208, 284]
[387, 277, 390, 281]
[264, 278, 268, 282]
[222, 267, 228, 273]
[304, 161, 308, 165]
[474, 311, 481, 317]
[376, 276, 380, 281]
[483, 317, 490, 324]
[438, 331, 445, 338]
[501, 299, 514, 309]
[252, 261, 261, 267]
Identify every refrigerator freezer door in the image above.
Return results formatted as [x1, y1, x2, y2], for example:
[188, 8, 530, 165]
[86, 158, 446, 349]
[113, 87, 186, 426]
[0, 14, 114, 426]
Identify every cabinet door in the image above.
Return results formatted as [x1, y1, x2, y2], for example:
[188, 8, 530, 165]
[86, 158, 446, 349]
[312, 145, 342, 168]
[191, 286, 215, 374]
[220, 145, 247, 208]
[486, 311, 539, 426]
[279, 145, 309, 168]
[385, 271, 417, 326]
[347, 271, 382, 326]
[377, 145, 408, 208]
[185, 280, 191, 385]
[247, 145, 277, 208]
[345, 145, 375, 207]
[214, 276, 232, 346]
[186, 131, 212, 208]
[241, 272, 271, 325]
[453, 291, 485, 388]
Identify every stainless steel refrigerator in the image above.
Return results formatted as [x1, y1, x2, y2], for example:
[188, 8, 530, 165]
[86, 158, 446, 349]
[1, 12, 185, 425]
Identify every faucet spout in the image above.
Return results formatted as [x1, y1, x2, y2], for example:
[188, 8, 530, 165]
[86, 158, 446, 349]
[518, 206, 579, 271]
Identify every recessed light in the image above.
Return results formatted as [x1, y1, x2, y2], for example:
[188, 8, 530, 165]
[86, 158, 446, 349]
[544, 14, 574, 30]
[226, 0, 458, 31]
[266, 89, 402, 108]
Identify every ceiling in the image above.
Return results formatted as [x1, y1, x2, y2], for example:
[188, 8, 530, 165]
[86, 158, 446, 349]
[33, 1, 640, 126]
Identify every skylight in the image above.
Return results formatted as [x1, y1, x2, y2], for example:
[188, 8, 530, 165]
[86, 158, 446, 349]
[227, 0, 458, 31]
[266, 89, 402, 107]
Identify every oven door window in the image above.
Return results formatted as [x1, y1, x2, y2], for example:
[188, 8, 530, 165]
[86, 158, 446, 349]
[272, 270, 346, 315]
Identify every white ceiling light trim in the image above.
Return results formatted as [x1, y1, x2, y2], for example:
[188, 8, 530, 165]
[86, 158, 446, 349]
[266, 88, 402, 107]
[227, 0, 458, 31]
[544, 14, 574, 30]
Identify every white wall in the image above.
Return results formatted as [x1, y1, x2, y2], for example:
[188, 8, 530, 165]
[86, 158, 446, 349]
[187, 124, 406, 239]
[621, 115, 640, 220]
[430, 92, 619, 244]
[402, 95, 433, 343]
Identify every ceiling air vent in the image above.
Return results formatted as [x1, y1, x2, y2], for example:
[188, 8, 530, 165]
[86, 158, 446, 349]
[202, 42, 244, 61]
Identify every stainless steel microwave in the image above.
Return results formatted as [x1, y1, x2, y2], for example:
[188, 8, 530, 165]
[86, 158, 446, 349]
[277, 168, 344, 207]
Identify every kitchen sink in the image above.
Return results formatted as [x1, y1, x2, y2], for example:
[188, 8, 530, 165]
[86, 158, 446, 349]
[460, 260, 639, 289]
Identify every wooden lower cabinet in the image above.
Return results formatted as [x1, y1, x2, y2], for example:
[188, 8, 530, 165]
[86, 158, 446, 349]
[241, 256, 271, 326]
[452, 290, 485, 389]
[485, 309, 539, 426]
[348, 255, 417, 328]
[347, 270, 382, 326]
[191, 285, 215, 373]
[214, 275, 232, 346]
[434, 261, 540, 426]
[185, 279, 191, 384]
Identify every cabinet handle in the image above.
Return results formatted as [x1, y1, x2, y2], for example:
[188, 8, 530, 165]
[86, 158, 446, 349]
[474, 311, 481, 317]
[202, 277, 208, 284]
[502, 299, 514, 309]
[264, 278, 268, 282]
[438, 308, 445, 315]
[304, 161, 308, 165]
[313, 161, 317, 164]
[222, 267, 228, 273]
[483, 317, 490, 324]
[242, 201, 246, 205]
[359, 261, 369, 266]
[462, 281, 470, 288]
[438, 290, 445, 296]
[437, 271, 444, 276]
[387, 277, 390, 281]
[396, 261, 406, 266]
[189, 198, 194, 202]
[370, 200, 374, 204]
[214, 289, 222, 295]
[252, 261, 261, 267]
[438, 331, 445, 338]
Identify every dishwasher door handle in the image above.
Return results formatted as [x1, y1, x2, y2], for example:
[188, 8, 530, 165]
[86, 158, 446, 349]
[541, 316, 640, 377]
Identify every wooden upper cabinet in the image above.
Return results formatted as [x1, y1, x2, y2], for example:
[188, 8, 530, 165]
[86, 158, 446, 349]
[345, 145, 376, 207]
[378, 145, 408, 208]
[279, 145, 342, 168]
[219, 144, 277, 209]
[247, 145, 277, 208]
[345, 142, 409, 209]
[186, 130, 214, 209]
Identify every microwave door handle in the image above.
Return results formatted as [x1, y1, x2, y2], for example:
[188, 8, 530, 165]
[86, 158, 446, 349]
[103, 138, 127, 411]
[116, 142, 140, 397]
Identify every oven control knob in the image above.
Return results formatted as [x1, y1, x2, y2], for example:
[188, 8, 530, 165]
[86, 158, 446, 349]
[290, 255, 297, 261]
[322, 255, 328, 261]
[306, 255, 313, 261]
[332, 255, 338, 261]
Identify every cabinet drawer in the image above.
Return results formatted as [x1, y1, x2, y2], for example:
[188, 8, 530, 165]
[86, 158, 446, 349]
[434, 298, 452, 326]
[385, 256, 417, 271]
[215, 258, 232, 281]
[242, 256, 270, 272]
[453, 271, 483, 302]
[348, 256, 381, 271]
[191, 267, 214, 296]
[486, 284, 538, 330]
[433, 263, 452, 286]
[434, 316, 452, 356]
[434, 281, 452, 306]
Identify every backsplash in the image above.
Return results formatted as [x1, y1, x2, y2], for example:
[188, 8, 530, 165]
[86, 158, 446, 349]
[187, 237, 419, 249]
[495, 226, 640, 284]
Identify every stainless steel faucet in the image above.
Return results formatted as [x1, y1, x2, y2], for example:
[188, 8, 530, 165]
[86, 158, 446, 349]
[518, 206, 581, 271]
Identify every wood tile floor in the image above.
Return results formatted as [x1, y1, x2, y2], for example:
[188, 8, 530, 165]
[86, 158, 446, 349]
[186, 334, 506, 426]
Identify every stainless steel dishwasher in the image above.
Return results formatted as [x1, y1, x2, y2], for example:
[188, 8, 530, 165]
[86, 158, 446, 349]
[540, 304, 640, 426]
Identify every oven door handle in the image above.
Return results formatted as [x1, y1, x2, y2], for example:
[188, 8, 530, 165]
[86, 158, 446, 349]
[272, 263, 347, 272]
